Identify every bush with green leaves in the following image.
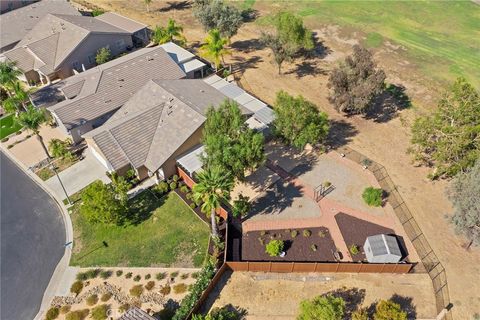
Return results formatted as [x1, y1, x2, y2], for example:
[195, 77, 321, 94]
[180, 185, 189, 193]
[349, 244, 360, 255]
[298, 294, 345, 320]
[173, 283, 188, 294]
[48, 138, 74, 159]
[170, 271, 179, 278]
[145, 281, 155, 291]
[125, 272, 133, 279]
[352, 308, 369, 320]
[60, 305, 71, 314]
[95, 47, 111, 65]
[192, 0, 243, 39]
[291, 230, 298, 238]
[303, 230, 311, 237]
[100, 270, 112, 279]
[362, 187, 383, 207]
[65, 309, 89, 320]
[100, 293, 112, 302]
[133, 275, 141, 282]
[170, 181, 177, 190]
[129, 284, 144, 298]
[156, 272, 167, 280]
[80, 180, 126, 225]
[155, 181, 169, 194]
[91, 304, 109, 320]
[45, 307, 59, 320]
[232, 194, 251, 218]
[86, 294, 98, 306]
[374, 300, 407, 320]
[116, 270, 123, 277]
[265, 239, 284, 257]
[172, 260, 216, 320]
[70, 281, 83, 296]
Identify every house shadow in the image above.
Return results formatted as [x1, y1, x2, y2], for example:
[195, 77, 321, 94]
[326, 119, 358, 149]
[156, 1, 191, 12]
[365, 84, 412, 123]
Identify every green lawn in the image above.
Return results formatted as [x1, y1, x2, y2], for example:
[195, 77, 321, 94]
[257, 1, 480, 89]
[70, 191, 210, 267]
[0, 114, 22, 140]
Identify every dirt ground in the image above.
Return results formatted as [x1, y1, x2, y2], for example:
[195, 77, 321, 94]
[75, 1, 480, 317]
[205, 271, 436, 320]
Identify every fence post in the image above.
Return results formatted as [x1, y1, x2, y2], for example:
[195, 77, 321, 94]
[247, 261, 250, 272]
[380, 263, 385, 273]
[335, 263, 339, 272]
[314, 262, 318, 272]
[291, 262, 295, 272]
[269, 261, 272, 272]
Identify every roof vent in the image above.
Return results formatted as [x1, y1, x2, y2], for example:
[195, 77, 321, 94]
[105, 99, 112, 103]
[200, 89, 205, 93]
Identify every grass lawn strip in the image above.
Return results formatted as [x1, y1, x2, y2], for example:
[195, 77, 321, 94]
[0, 114, 22, 140]
[71, 191, 210, 267]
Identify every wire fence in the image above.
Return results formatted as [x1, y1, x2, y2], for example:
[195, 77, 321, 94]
[336, 146, 452, 319]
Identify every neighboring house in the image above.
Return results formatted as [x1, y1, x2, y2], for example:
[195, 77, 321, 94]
[0, 0, 38, 14]
[84, 79, 253, 181]
[95, 12, 149, 47]
[0, 0, 79, 52]
[1, 12, 148, 85]
[30, 45, 188, 143]
[364, 234, 403, 263]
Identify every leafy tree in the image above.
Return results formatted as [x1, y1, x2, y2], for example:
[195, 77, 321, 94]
[48, 138, 73, 159]
[2, 80, 29, 114]
[265, 239, 284, 257]
[0, 61, 21, 94]
[200, 29, 230, 70]
[193, 0, 243, 39]
[409, 77, 480, 179]
[80, 180, 126, 225]
[447, 160, 480, 246]
[328, 45, 386, 114]
[232, 194, 251, 218]
[109, 172, 131, 207]
[298, 294, 345, 320]
[273, 91, 329, 149]
[192, 166, 234, 237]
[373, 300, 407, 320]
[362, 187, 383, 207]
[16, 105, 49, 158]
[202, 99, 265, 180]
[192, 306, 240, 320]
[261, 11, 313, 74]
[90, 304, 108, 320]
[144, 0, 152, 12]
[151, 19, 186, 45]
[95, 47, 111, 65]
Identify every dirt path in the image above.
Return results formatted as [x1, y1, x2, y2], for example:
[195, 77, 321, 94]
[78, 2, 480, 317]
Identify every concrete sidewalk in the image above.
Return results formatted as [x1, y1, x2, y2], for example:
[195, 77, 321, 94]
[45, 148, 110, 200]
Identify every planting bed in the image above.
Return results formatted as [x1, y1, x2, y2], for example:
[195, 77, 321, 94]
[242, 227, 337, 262]
[334, 213, 397, 262]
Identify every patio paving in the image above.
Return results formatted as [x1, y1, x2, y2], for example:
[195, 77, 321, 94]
[44, 148, 110, 200]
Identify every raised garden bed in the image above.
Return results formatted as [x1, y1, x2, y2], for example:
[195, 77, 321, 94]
[242, 227, 337, 262]
[334, 212, 396, 262]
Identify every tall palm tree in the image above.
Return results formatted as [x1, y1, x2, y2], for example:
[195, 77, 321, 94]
[193, 166, 234, 237]
[152, 19, 186, 45]
[0, 61, 21, 95]
[3, 81, 31, 115]
[200, 29, 230, 71]
[16, 105, 50, 159]
[11, 81, 30, 110]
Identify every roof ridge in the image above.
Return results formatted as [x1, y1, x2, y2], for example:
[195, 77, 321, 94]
[144, 104, 170, 168]
[105, 129, 135, 168]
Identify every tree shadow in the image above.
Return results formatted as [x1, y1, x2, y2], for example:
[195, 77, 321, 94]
[198, 270, 236, 314]
[126, 190, 166, 225]
[230, 38, 266, 53]
[154, 298, 179, 319]
[285, 59, 328, 78]
[365, 84, 412, 123]
[324, 287, 366, 319]
[307, 31, 332, 59]
[156, 1, 191, 12]
[326, 119, 359, 150]
[390, 294, 417, 319]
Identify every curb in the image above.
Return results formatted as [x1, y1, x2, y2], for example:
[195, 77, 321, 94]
[0, 145, 73, 320]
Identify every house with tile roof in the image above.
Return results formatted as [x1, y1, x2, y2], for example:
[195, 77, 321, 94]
[1, 11, 148, 85]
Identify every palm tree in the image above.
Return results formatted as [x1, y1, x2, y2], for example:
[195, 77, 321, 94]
[11, 81, 30, 110]
[144, 0, 152, 12]
[16, 105, 50, 159]
[193, 166, 234, 237]
[200, 29, 230, 71]
[152, 19, 186, 45]
[0, 61, 21, 95]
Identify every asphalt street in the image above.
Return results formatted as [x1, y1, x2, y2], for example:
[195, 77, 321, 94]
[1, 152, 66, 320]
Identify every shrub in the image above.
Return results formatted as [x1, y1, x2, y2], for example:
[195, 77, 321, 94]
[190, 203, 196, 209]
[160, 285, 171, 295]
[258, 237, 265, 245]
[76, 272, 88, 281]
[191, 272, 199, 279]
[232, 194, 251, 218]
[318, 230, 326, 238]
[1, 137, 8, 143]
[362, 187, 383, 207]
[298, 294, 345, 320]
[186, 192, 193, 200]
[116, 270, 123, 277]
[352, 308, 369, 320]
[180, 185, 189, 193]
[170, 271, 179, 278]
[95, 47, 111, 65]
[91, 304, 109, 320]
[310, 244, 317, 252]
[86, 294, 99, 306]
[303, 229, 312, 237]
[7, 144, 13, 149]
[145, 281, 155, 291]
[291, 230, 298, 238]
[169, 181, 177, 190]
[99, 270, 112, 280]
[155, 181, 169, 194]
[129, 284, 144, 298]
[86, 269, 101, 279]
[156, 272, 167, 280]
[70, 281, 83, 296]
[323, 181, 331, 188]
[374, 300, 407, 320]
[145, 273, 151, 280]
[350, 244, 360, 255]
[125, 272, 133, 279]
[100, 293, 112, 302]
[60, 305, 71, 314]
[172, 174, 179, 182]
[133, 275, 141, 282]
[45, 307, 59, 320]
[65, 309, 89, 320]
[173, 283, 188, 294]
[180, 273, 189, 280]
[119, 303, 130, 313]
[260, 230, 266, 236]
[265, 240, 284, 257]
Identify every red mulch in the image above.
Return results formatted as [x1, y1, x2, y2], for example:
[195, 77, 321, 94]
[335, 212, 395, 262]
[242, 227, 337, 262]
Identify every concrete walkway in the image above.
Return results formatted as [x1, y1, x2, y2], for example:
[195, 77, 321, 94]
[45, 149, 110, 200]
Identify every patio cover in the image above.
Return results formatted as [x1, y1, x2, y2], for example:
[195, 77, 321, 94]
[176, 145, 205, 176]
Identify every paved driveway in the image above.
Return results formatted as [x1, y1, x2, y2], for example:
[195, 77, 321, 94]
[45, 148, 110, 200]
[1, 152, 66, 320]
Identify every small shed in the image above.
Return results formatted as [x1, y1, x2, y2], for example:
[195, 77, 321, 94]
[363, 234, 402, 263]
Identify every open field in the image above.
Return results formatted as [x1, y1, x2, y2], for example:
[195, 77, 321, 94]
[71, 192, 210, 268]
[0, 114, 22, 139]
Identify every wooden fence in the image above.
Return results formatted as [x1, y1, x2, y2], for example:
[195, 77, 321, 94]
[226, 261, 412, 274]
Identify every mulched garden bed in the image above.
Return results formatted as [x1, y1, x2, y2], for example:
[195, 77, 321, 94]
[242, 227, 337, 262]
[334, 212, 395, 262]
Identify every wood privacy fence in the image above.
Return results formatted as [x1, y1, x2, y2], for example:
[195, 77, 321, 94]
[336, 146, 452, 319]
[226, 261, 412, 273]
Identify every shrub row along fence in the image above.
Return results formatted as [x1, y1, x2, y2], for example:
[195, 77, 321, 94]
[225, 261, 411, 273]
[336, 146, 452, 319]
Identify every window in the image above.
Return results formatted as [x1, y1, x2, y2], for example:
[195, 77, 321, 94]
[72, 60, 80, 70]
[115, 39, 125, 51]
